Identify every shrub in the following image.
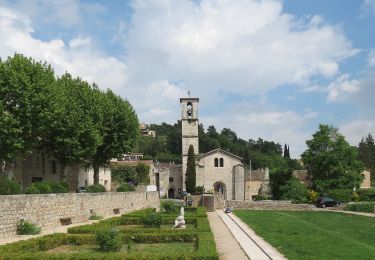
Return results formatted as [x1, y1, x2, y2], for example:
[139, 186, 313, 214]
[161, 200, 179, 213]
[0, 176, 21, 195]
[24, 184, 41, 194]
[16, 219, 41, 235]
[327, 189, 352, 203]
[116, 183, 135, 192]
[89, 215, 103, 220]
[344, 203, 375, 213]
[50, 181, 69, 193]
[86, 184, 106, 193]
[357, 188, 375, 201]
[308, 190, 319, 203]
[96, 228, 122, 252]
[140, 213, 162, 228]
[351, 191, 359, 202]
[280, 178, 308, 203]
[194, 186, 204, 194]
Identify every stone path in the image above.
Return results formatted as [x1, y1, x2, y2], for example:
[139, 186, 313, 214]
[207, 211, 248, 260]
[218, 211, 286, 260]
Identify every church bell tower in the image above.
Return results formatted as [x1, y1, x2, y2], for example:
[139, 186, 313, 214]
[180, 96, 199, 191]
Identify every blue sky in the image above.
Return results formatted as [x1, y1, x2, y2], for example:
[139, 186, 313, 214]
[0, 0, 374, 158]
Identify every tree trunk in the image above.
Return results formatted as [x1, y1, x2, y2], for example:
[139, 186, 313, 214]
[42, 151, 46, 180]
[93, 163, 100, 185]
[59, 162, 66, 181]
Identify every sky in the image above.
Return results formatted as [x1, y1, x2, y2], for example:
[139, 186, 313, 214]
[0, 0, 374, 158]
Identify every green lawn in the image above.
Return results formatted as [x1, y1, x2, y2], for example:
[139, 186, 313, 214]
[234, 210, 375, 260]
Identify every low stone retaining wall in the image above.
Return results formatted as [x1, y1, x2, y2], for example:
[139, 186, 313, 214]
[0, 191, 159, 238]
[225, 200, 315, 211]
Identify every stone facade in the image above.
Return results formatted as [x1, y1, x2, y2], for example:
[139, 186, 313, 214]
[180, 97, 199, 191]
[12, 151, 111, 192]
[360, 170, 371, 189]
[0, 191, 159, 238]
[225, 200, 315, 210]
[196, 149, 245, 200]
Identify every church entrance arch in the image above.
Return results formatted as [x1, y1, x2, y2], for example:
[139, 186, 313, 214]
[168, 188, 175, 199]
[213, 181, 227, 200]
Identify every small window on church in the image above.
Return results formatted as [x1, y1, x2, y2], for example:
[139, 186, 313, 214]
[187, 102, 193, 118]
[220, 158, 224, 167]
[214, 158, 218, 167]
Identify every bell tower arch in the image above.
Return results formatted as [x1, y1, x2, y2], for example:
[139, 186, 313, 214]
[180, 97, 199, 191]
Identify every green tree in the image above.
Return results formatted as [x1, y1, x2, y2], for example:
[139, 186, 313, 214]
[358, 133, 375, 182]
[301, 124, 364, 194]
[90, 90, 139, 184]
[47, 73, 101, 180]
[185, 145, 196, 193]
[0, 54, 56, 176]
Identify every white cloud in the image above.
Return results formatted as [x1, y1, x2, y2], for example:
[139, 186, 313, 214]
[368, 49, 375, 67]
[125, 0, 358, 104]
[327, 74, 360, 102]
[340, 120, 375, 145]
[202, 103, 316, 158]
[363, 0, 375, 15]
[0, 7, 128, 92]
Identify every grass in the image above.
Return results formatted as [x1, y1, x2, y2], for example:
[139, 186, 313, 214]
[235, 210, 375, 260]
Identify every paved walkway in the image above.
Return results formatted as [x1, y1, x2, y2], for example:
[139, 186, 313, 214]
[315, 208, 375, 217]
[218, 211, 286, 260]
[207, 212, 248, 260]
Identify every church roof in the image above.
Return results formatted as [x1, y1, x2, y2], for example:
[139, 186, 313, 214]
[197, 148, 243, 161]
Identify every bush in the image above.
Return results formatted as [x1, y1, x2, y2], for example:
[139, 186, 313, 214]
[357, 188, 375, 201]
[280, 178, 308, 203]
[161, 200, 179, 213]
[50, 181, 69, 193]
[140, 213, 162, 228]
[116, 183, 135, 192]
[351, 191, 359, 202]
[327, 189, 352, 203]
[16, 219, 41, 235]
[194, 186, 204, 194]
[344, 203, 375, 213]
[0, 176, 21, 195]
[308, 190, 319, 203]
[24, 184, 41, 194]
[96, 228, 122, 252]
[89, 215, 103, 220]
[86, 184, 106, 193]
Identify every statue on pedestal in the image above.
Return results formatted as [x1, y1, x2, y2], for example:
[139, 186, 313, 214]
[173, 207, 186, 229]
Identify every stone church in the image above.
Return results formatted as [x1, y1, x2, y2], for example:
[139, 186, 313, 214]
[153, 96, 262, 200]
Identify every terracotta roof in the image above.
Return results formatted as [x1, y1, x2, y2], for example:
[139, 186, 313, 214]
[111, 160, 154, 167]
[198, 148, 243, 161]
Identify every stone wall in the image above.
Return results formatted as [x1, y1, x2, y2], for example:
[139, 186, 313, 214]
[0, 191, 159, 238]
[225, 200, 315, 211]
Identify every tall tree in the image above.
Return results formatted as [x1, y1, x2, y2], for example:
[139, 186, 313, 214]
[90, 89, 139, 184]
[301, 124, 364, 193]
[185, 145, 196, 193]
[47, 73, 102, 180]
[358, 133, 375, 181]
[0, 54, 55, 176]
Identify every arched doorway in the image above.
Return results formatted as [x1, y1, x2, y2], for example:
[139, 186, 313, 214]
[213, 181, 227, 200]
[168, 188, 175, 199]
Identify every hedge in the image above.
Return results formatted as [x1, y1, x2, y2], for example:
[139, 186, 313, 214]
[1, 207, 218, 259]
[344, 203, 375, 213]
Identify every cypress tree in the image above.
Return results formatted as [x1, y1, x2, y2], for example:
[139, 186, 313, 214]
[185, 145, 196, 193]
